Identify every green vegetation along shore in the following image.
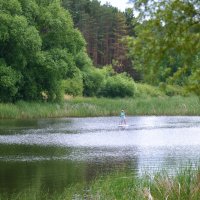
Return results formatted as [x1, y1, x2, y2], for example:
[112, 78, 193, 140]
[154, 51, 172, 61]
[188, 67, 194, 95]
[0, 96, 199, 119]
[1, 167, 200, 200]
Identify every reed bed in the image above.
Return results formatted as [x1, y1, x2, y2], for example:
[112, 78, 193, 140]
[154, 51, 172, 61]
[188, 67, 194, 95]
[0, 96, 199, 119]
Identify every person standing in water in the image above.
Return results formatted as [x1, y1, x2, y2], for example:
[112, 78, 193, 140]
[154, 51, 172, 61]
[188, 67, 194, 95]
[120, 110, 126, 125]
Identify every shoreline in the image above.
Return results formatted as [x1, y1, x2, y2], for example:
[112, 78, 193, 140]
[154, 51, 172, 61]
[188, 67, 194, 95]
[0, 96, 199, 120]
[1, 167, 199, 199]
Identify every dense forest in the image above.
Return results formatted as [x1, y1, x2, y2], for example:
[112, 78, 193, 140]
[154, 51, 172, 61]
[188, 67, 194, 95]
[0, 0, 199, 103]
[62, 0, 136, 77]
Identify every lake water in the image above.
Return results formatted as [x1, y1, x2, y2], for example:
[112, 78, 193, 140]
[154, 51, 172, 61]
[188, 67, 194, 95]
[0, 116, 200, 194]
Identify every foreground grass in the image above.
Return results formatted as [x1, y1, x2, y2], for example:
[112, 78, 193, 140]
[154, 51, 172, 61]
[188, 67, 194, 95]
[1, 167, 200, 200]
[0, 96, 200, 119]
[68, 168, 200, 200]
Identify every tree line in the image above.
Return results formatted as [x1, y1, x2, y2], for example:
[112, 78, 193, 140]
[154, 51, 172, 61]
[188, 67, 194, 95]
[63, 0, 200, 96]
[127, 0, 200, 95]
[62, 0, 137, 78]
[0, 0, 88, 102]
[0, 0, 136, 102]
[0, 0, 199, 103]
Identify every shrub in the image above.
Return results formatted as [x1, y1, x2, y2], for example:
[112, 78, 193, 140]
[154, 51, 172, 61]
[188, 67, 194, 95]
[165, 85, 185, 96]
[83, 68, 104, 96]
[63, 69, 83, 96]
[0, 60, 21, 102]
[75, 51, 93, 70]
[99, 73, 136, 98]
[135, 83, 165, 97]
[159, 83, 187, 96]
[187, 68, 200, 97]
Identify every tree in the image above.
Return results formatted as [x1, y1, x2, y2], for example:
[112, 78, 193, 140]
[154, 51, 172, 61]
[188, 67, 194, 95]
[62, 0, 136, 78]
[127, 0, 200, 88]
[0, 59, 21, 102]
[0, 0, 42, 101]
[0, 0, 88, 102]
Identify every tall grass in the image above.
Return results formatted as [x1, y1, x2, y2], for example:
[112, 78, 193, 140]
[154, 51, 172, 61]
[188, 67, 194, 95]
[66, 167, 200, 200]
[0, 96, 199, 119]
[1, 167, 200, 200]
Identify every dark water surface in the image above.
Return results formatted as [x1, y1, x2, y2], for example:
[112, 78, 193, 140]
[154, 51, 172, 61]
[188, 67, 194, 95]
[0, 116, 200, 194]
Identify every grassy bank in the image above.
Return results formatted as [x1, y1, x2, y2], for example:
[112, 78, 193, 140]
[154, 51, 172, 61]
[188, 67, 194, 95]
[64, 167, 200, 200]
[1, 167, 200, 200]
[0, 96, 199, 119]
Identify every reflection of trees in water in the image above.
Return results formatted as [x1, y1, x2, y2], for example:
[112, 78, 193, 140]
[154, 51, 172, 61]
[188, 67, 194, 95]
[0, 118, 73, 135]
[0, 146, 139, 196]
[84, 156, 138, 183]
[0, 159, 88, 194]
[0, 145, 86, 194]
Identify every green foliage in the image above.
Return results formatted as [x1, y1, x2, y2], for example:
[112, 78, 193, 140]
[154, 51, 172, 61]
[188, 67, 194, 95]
[0, 0, 89, 102]
[0, 0, 22, 15]
[0, 8, 42, 69]
[63, 68, 83, 96]
[18, 0, 40, 25]
[0, 60, 21, 102]
[100, 73, 136, 98]
[188, 70, 200, 96]
[0, 96, 200, 119]
[82, 65, 137, 98]
[136, 83, 165, 97]
[135, 83, 189, 97]
[187, 55, 200, 96]
[62, 0, 134, 78]
[127, 0, 200, 88]
[159, 83, 187, 97]
[73, 49, 102, 97]
[38, 1, 85, 53]
[75, 50, 93, 70]
[100, 65, 116, 77]
[3, 167, 200, 200]
[83, 68, 104, 96]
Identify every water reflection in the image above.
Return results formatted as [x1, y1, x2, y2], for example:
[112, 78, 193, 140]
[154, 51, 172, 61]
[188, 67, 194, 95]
[0, 116, 200, 194]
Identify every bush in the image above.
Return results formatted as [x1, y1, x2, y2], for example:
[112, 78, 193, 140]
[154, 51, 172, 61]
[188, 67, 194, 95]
[83, 68, 104, 96]
[135, 83, 165, 97]
[75, 51, 93, 70]
[159, 83, 187, 96]
[0, 61, 21, 102]
[165, 85, 185, 96]
[99, 73, 136, 98]
[190, 55, 200, 97]
[63, 69, 83, 96]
